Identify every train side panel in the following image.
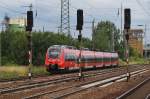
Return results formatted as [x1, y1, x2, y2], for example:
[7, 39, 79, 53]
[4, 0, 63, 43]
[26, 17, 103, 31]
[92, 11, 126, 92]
[111, 53, 119, 66]
[45, 45, 119, 72]
[95, 52, 103, 67]
[103, 52, 111, 67]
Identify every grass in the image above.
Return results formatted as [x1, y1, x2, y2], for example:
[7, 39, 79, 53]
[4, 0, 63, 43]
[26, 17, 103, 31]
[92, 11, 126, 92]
[119, 57, 149, 66]
[0, 58, 149, 80]
[129, 57, 149, 65]
[0, 66, 50, 80]
[31, 66, 50, 76]
[119, 59, 126, 66]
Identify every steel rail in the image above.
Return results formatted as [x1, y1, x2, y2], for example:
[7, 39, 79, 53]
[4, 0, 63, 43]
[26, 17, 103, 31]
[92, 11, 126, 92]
[116, 77, 150, 99]
[145, 94, 150, 99]
[0, 66, 124, 95]
[23, 68, 149, 99]
[0, 64, 148, 96]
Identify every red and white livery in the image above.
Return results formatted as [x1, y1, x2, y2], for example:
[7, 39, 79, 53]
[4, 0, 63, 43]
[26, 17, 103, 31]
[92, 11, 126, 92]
[45, 45, 119, 72]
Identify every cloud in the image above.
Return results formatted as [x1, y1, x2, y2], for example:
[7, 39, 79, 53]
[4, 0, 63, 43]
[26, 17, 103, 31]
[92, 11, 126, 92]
[0, 0, 149, 43]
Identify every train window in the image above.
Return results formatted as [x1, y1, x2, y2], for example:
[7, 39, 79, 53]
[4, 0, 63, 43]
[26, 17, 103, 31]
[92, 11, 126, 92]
[71, 54, 76, 61]
[82, 54, 96, 62]
[103, 57, 110, 62]
[65, 54, 76, 61]
[81, 56, 86, 62]
[65, 54, 70, 61]
[97, 57, 102, 62]
[87, 55, 92, 62]
[84, 55, 89, 62]
[96, 57, 99, 62]
[91, 56, 95, 62]
[103, 57, 105, 62]
[83, 55, 87, 62]
[48, 48, 60, 59]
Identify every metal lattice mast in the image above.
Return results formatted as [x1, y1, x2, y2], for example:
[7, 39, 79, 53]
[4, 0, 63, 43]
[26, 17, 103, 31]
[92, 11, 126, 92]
[60, 0, 70, 36]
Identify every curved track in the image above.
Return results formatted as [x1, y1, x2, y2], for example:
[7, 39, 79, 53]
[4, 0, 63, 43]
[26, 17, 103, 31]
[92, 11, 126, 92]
[116, 77, 150, 99]
[0, 66, 125, 94]
[24, 67, 149, 99]
[0, 64, 149, 99]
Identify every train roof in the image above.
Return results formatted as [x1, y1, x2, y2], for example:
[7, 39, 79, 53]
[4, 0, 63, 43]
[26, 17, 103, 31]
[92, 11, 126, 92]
[49, 45, 77, 50]
[49, 45, 118, 54]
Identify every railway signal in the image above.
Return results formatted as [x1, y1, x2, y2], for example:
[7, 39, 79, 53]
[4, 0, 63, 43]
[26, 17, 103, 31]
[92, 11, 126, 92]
[26, 4, 33, 79]
[124, 8, 130, 44]
[26, 11, 33, 31]
[76, 9, 84, 80]
[124, 8, 131, 82]
[76, 9, 83, 30]
[124, 8, 131, 30]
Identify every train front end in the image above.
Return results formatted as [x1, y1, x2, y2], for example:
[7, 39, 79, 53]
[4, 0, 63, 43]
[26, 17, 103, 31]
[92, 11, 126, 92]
[45, 46, 64, 72]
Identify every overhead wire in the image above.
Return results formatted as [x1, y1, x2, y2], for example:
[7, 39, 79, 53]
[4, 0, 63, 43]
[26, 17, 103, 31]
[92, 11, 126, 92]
[135, 0, 150, 17]
[69, 2, 95, 19]
[70, 0, 122, 24]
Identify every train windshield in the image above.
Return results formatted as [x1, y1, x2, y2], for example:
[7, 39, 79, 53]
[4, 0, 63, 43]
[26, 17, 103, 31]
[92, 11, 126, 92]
[48, 48, 60, 59]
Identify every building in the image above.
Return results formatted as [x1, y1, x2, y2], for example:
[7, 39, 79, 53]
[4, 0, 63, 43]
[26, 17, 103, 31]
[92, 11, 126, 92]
[7, 17, 26, 32]
[128, 29, 144, 56]
[143, 44, 150, 59]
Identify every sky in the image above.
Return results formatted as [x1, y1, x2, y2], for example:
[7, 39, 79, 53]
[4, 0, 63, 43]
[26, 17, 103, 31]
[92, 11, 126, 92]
[0, 0, 150, 44]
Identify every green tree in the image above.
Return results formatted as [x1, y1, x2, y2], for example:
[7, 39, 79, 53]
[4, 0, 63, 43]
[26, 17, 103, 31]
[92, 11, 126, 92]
[1, 31, 28, 65]
[93, 21, 121, 51]
[32, 32, 73, 65]
[1, 31, 92, 66]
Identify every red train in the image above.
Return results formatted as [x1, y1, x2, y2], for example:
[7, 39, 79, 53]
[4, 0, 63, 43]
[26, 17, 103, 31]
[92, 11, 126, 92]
[45, 45, 119, 72]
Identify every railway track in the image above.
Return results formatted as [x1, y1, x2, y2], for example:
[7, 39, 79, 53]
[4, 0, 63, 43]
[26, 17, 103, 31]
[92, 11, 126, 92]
[0, 64, 145, 83]
[145, 94, 150, 99]
[116, 76, 150, 99]
[23, 68, 149, 99]
[0, 64, 145, 86]
[0, 66, 125, 95]
[0, 64, 146, 90]
[0, 64, 149, 99]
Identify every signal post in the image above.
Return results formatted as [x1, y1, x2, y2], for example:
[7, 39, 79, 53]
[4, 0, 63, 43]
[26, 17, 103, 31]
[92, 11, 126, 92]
[76, 9, 84, 80]
[124, 8, 131, 82]
[26, 4, 33, 79]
